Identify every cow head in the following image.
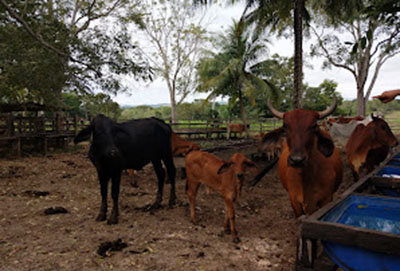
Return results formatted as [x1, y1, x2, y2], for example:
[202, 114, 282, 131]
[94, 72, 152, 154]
[262, 98, 338, 168]
[370, 114, 398, 148]
[74, 114, 123, 160]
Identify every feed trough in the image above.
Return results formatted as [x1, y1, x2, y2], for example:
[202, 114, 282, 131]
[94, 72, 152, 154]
[375, 166, 400, 197]
[321, 194, 400, 271]
[297, 151, 400, 270]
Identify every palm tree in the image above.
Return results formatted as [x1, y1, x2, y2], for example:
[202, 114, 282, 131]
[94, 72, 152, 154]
[241, 0, 309, 109]
[196, 0, 356, 111]
[196, 18, 278, 137]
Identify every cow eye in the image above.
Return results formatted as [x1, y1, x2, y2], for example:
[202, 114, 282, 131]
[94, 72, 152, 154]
[312, 124, 318, 131]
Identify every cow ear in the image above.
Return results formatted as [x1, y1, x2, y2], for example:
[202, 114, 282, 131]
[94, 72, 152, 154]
[243, 159, 257, 171]
[74, 124, 93, 143]
[258, 127, 285, 153]
[217, 162, 234, 175]
[316, 129, 334, 157]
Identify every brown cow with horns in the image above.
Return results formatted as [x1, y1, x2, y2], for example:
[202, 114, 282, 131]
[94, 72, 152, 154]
[260, 98, 343, 217]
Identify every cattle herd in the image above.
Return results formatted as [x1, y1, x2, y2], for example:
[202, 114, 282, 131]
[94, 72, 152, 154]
[74, 99, 398, 244]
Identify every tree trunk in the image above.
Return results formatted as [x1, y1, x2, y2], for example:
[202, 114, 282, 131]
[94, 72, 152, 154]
[169, 87, 178, 123]
[293, 0, 303, 109]
[356, 88, 366, 116]
[238, 90, 249, 138]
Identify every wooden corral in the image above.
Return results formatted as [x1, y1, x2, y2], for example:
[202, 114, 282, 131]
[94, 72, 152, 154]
[296, 152, 400, 271]
[0, 105, 282, 157]
[167, 118, 282, 139]
[0, 113, 88, 157]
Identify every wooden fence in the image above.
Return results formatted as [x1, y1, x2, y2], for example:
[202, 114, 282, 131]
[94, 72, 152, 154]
[166, 118, 282, 139]
[3, 114, 399, 157]
[0, 115, 283, 157]
[0, 114, 88, 157]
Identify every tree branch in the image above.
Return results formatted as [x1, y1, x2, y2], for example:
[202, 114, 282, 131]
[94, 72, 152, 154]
[311, 26, 356, 76]
[0, 0, 102, 77]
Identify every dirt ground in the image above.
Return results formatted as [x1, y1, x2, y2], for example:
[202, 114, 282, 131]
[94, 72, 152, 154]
[0, 139, 355, 271]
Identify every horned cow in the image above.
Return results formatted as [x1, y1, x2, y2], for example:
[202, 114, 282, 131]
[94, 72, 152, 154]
[260, 98, 343, 217]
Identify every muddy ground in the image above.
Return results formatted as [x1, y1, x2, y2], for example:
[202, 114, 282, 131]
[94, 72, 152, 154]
[0, 139, 355, 271]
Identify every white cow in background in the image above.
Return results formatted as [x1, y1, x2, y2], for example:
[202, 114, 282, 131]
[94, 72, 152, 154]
[325, 115, 373, 146]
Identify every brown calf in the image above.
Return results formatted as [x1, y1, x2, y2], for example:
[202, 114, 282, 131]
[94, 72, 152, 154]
[227, 123, 249, 139]
[185, 151, 256, 243]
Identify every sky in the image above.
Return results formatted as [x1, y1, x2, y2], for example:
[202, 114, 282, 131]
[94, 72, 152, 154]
[113, 3, 400, 107]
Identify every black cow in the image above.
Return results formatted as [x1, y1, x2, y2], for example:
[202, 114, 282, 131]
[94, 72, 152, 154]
[74, 114, 176, 224]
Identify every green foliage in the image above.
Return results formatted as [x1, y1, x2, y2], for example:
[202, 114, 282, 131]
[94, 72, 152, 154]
[120, 105, 171, 121]
[62, 93, 84, 117]
[302, 80, 344, 113]
[81, 93, 121, 120]
[196, 20, 277, 116]
[0, 0, 151, 108]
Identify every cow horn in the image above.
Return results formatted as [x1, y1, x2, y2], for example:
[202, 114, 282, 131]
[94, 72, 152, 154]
[318, 96, 338, 119]
[267, 100, 284, 119]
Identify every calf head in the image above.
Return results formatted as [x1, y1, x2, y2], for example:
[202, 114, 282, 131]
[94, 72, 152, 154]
[74, 114, 123, 160]
[369, 114, 398, 148]
[228, 153, 258, 181]
[262, 98, 337, 168]
[216, 153, 257, 197]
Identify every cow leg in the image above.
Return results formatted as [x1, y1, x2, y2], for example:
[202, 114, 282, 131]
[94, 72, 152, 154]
[224, 198, 239, 243]
[289, 197, 304, 218]
[96, 172, 109, 222]
[151, 160, 166, 209]
[108, 171, 121, 225]
[186, 179, 200, 223]
[163, 157, 177, 207]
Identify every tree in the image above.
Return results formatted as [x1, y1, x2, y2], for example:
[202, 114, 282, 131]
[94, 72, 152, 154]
[82, 93, 121, 120]
[310, 0, 400, 116]
[196, 19, 277, 137]
[0, 0, 151, 106]
[236, 0, 310, 109]
[132, 0, 210, 122]
[302, 80, 343, 112]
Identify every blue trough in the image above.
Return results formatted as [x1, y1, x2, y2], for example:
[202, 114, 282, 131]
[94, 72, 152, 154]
[321, 194, 400, 271]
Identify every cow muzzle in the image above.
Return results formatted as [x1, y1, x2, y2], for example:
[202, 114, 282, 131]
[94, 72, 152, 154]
[108, 148, 120, 158]
[288, 154, 307, 167]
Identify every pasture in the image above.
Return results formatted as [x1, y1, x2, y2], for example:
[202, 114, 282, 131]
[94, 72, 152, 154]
[0, 139, 355, 271]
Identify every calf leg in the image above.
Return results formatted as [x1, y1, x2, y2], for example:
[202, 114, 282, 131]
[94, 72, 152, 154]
[108, 171, 122, 225]
[224, 198, 239, 243]
[96, 172, 109, 222]
[151, 160, 166, 209]
[186, 179, 200, 223]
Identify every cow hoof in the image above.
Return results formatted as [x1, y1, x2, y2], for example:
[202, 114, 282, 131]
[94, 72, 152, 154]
[96, 214, 107, 222]
[107, 217, 118, 225]
[224, 228, 231, 235]
[168, 198, 178, 208]
[149, 202, 162, 210]
[232, 237, 241, 244]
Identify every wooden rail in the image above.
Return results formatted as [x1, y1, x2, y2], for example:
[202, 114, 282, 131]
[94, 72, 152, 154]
[166, 118, 281, 139]
[0, 115, 282, 156]
[0, 114, 89, 157]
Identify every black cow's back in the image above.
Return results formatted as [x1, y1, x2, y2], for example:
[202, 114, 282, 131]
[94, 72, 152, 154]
[115, 117, 173, 170]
